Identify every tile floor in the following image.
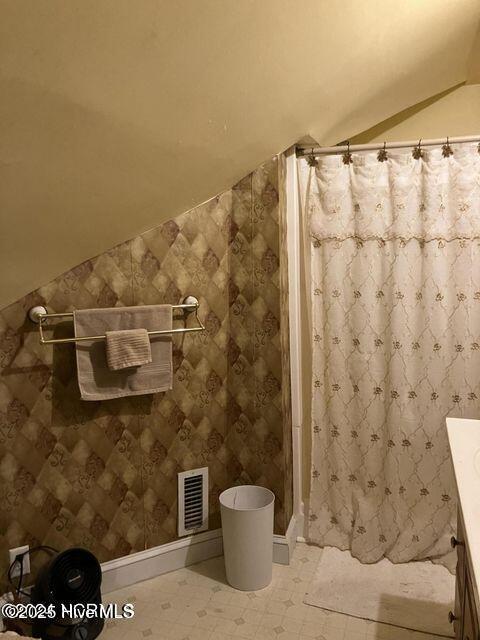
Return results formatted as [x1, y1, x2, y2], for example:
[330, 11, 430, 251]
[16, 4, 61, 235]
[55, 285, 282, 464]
[102, 543, 449, 640]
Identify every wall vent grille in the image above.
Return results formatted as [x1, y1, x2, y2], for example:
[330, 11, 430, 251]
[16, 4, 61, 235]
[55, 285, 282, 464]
[177, 467, 209, 537]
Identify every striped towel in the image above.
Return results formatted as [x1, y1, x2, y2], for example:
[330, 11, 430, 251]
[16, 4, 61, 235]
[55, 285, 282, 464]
[106, 328, 152, 370]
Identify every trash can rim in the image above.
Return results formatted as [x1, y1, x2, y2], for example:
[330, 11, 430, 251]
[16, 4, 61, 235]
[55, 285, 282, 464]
[219, 485, 275, 511]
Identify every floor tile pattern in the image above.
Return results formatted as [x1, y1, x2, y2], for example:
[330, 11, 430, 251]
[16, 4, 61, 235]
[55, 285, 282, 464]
[102, 543, 448, 640]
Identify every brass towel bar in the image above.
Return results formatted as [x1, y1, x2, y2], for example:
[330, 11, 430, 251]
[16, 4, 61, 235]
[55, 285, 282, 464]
[28, 296, 205, 345]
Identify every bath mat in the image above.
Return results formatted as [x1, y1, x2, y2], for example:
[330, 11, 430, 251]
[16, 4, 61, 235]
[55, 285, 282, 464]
[304, 546, 455, 637]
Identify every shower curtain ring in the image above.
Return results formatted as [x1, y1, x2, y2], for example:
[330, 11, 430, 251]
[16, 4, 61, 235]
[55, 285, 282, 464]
[307, 147, 318, 167]
[377, 141, 388, 162]
[442, 136, 453, 158]
[412, 138, 423, 160]
[343, 140, 353, 165]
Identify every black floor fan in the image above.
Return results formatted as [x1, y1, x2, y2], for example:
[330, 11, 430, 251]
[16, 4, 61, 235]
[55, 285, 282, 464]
[10, 547, 105, 640]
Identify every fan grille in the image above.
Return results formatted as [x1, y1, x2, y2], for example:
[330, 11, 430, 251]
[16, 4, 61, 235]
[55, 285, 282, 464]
[49, 548, 101, 604]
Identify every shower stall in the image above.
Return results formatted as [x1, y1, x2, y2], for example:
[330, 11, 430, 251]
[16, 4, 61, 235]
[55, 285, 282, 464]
[286, 136, 480, 571]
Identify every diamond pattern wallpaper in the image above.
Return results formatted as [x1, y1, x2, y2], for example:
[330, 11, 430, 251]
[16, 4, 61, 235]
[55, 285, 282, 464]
[0, 157, 292, 589]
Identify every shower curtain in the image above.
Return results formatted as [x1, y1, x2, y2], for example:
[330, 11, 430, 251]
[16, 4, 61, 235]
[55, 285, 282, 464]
[299, 144, 480, 568]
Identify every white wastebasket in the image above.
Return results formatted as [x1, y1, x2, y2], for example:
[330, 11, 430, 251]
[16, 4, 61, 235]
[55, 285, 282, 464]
[219, 485, 275, 591]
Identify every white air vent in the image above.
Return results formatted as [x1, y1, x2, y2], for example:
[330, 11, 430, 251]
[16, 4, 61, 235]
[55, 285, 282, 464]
[177, 467, 209, 537]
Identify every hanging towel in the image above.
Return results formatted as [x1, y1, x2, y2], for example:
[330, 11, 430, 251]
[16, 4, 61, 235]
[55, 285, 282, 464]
[73, 305, 173, 401]
[105, 328, 152, 370]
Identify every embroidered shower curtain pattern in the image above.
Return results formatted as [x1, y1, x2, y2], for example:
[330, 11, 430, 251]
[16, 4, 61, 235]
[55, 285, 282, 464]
[300, 146, 480, 568]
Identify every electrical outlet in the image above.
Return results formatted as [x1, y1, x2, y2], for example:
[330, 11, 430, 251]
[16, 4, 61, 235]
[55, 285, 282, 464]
[9, 545, 30, 578]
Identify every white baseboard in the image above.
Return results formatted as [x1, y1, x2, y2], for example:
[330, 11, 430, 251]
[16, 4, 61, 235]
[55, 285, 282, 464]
[101, 528, 223, 593]
[273, 513, 298, 565]
[102, 515, 299, 593]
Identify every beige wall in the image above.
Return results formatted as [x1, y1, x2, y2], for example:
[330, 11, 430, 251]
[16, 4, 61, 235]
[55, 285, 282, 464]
[351, 84, 480, 144]
[1, 0, 479, 308]
[467, 25, 480, 84]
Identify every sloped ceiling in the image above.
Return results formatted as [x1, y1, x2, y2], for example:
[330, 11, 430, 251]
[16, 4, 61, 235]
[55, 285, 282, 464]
[1, 0, 479, 308]
[351, 84, 480, 144]
[467, 24, 480, 84]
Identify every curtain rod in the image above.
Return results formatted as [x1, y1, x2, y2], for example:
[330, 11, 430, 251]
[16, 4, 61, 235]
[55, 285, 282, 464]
[296, 134, 480, 157]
